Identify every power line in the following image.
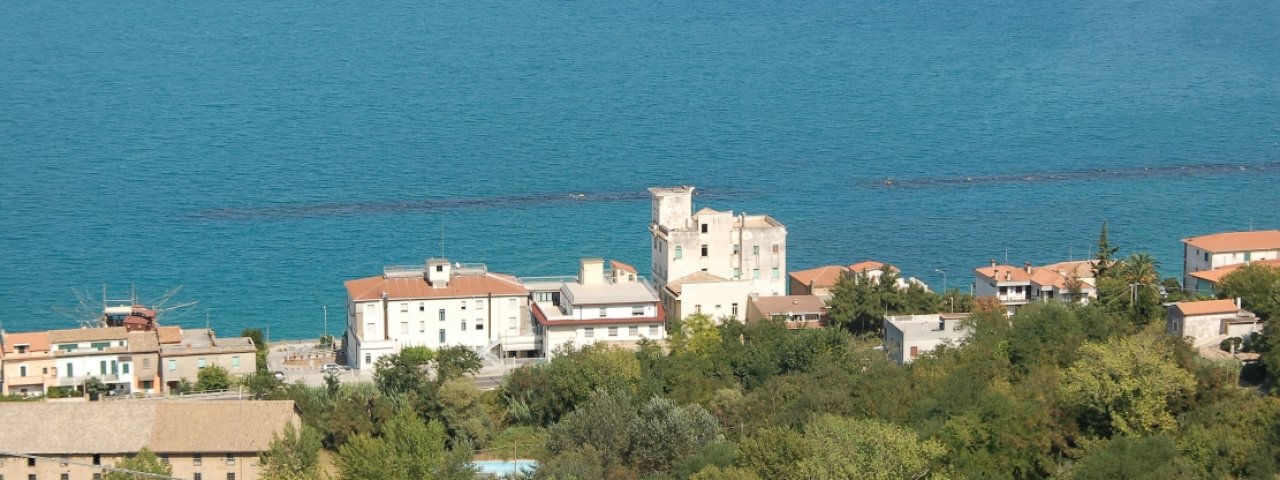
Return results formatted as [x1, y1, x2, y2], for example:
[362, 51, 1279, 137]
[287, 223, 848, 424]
[0, 450, 186, 480]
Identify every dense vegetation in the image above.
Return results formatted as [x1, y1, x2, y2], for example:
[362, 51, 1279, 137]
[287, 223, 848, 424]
[251, 229, 1280, 479]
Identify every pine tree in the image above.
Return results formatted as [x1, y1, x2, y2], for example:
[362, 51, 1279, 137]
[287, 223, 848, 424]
[1093, 221, 1120, 278]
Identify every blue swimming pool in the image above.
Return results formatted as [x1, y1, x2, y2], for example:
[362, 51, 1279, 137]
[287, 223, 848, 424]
[473, 459, 538, 478]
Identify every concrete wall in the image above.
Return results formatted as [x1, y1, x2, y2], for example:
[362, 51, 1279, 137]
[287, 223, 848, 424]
[668, 281, 752, 323]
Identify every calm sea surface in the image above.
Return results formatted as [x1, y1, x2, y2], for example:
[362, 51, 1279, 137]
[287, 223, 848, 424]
[2, 1, 1278, 338]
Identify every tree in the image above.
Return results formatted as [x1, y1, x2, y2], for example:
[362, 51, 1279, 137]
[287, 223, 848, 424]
[1093, 221, 1120, 278]
[83, 376, 109, 400]
[244, 371, 286, 399]
[260, 422, 323, 480]
[374, 346, 436, 396]
[792, 415, 946, 480]
[737, 427, 808, 479]
[690, 466, 762, 480]
[242, 328, 269, 372]
[1067, 435, 1187, 480]
[1059, 334, 1197, 437]
[501, 344, 643, 426]
[196, 365, 233, 391]
[626, 397, 723, 474]
[432, 345, 483, 385]
[1217, 263, 1280, 320]
[546, 390, 637, 471]
[105, 448, 172, 480]
[335, 408, 474, 480]
[1098, 252, 1164, 326]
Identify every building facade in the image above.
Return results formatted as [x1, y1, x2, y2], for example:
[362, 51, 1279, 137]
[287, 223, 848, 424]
[884, 313, 970, 364]
[344, 259, 533, 371]
[1167, 299, 1262, 348]
[746, 294, 828, 329]
[158, 328, 257, 392]
[649, 186, 787, 323]
[1182, 230, 1280, 293]
[530, 258, 665, 358]
[973, 260, 1097, 316]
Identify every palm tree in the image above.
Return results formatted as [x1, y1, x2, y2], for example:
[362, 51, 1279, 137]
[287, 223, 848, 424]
[1116, 252, 1162, 324]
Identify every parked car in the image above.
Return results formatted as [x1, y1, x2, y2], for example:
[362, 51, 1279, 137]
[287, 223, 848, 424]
[322, 363, 351, 374]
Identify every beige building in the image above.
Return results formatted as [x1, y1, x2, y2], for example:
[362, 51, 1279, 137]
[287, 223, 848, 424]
[530, 258, 665, 358]
[789, 261, 930, 299]
[1182, 230, 1280, 293]
[649, 186, 788, 323]
[973, 260, 1097, 316]
[1, 331, 56, 396]
[884, 313, 971, 364]
[1167, 299, 1262, 348]
[159, 327, 258, 391]
[0, 400, 300, 480]
[746, 294, 827, 329]
[344, 259, 533, 371]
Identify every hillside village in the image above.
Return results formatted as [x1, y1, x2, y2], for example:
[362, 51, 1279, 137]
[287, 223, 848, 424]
[3, 186, 1280, 479]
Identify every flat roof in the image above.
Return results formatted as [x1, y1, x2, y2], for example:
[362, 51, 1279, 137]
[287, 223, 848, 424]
[565, 281, 658, 305]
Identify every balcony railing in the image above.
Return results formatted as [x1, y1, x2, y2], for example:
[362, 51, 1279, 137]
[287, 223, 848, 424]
[57, 374, 121, 387]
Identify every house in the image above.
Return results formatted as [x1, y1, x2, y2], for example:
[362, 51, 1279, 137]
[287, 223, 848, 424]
[790, 261, 931, 298]
[530, 258, 665, 358]
[1, 331, 55, 397]
[1186, 258, 1280, 294]
[973, 260, 1097, 315]
[1167, 299, 1262, 348]
[0, 400, 300, 480]
[649, 186, 787, 323]
[1182, 230, 1280, 293]
[746, 294, 828, 329]
[158, 327, 257, 392]
[343, 259, 533, 371]
[884, 313, 971, 364]
[46, 327, 144, 397]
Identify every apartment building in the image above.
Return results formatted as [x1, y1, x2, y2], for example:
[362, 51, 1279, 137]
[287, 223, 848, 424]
[530, 258, 664, 358]
[344, 259, 532, 371]
[158, 327, 257, 392]
[1, 331, 56, 396]
[1182, 230, 1280, 293]
[884, 313, 971, 364]
[973, 260, 1097, 316]
[649, 186, 787, 323]
[0, 400, 299, 480]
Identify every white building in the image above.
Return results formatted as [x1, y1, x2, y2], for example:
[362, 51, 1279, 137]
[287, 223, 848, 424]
[649, 186, 787, 323]
[46, 327, 140, 395]
[1167, 299, 1262, 348]
[973, 260, 1097, 316]
[343, 259, 533, 371]
[1182, 230, 1280, 293]
[884, 313, 970, 364]
[530, 258, 664, 359]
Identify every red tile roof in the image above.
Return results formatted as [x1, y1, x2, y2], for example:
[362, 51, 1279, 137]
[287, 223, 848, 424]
[788, 265, 848, 288]
[750, 295, 826, 315]
[2, 331, 51, 354]
[156, 326, 183, 344]
[848, 261, 898, 273]
[1189, 259, 1280, 284]
[345, 272, 527, 302]
[975, 265, 1033, 282]
[1183, 230, 1280, 253]
[1173, 299, 1242, 316]
[610, 260, 638, 274]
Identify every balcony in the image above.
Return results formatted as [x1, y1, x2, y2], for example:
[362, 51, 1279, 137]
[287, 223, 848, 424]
[57, 374, 121, 387]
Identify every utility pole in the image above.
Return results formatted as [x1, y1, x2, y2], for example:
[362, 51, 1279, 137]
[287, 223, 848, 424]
[934, 269, 948, 293]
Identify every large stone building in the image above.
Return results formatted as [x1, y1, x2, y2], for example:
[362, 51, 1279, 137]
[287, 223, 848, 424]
[0, 400, 299, 480]
[1182, 230, 1280, 293]
[529, 258, 665, 358]
[648, 186, 787, 322]
[343, 259, 534, 371]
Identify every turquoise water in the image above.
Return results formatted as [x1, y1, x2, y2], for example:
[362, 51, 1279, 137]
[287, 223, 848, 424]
[2, 1, 1278, 338]
[473, 459, 537, 477]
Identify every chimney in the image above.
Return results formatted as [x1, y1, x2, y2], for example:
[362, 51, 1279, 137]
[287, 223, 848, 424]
[1236, 297, 1243, 309]
[1024, 261, 1033, 274]
[579, 258, 605, 286]
[427, 258, 451, 288]
[990, 259, 997, 267]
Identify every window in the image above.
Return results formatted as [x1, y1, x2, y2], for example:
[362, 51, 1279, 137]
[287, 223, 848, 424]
[695, 304, 702, 314]
[461, 320, 467, 331]
[194, 474, 202, 480]
[94, 475, 102, 480]
[772, 244, 779, 254]
[100, 360, 107, 375]
[142, 358, 150, 368]
[753, 245, 760, 255]
[400, 321, 409, 334]
[772, 267, 780, 279]
[61, 475, 68, 480]
[168, 359, 176, 371]
[28, 474, 34, 480]
[632, 306, 644, 316]
[461, 300, 467, 310]
[509, 298, 518, 309]
[19, 365, 26, 377]
[476, 300, 484, 310]
[142, 380, 153, 390]
[227, 454, 235, 466]
[608, 327, 618, 337]
[599, 308, 608, 318]
[732, 303, 739, 318]
[28, 457, 36, 466]
[439, 329, 446, 344]
[197, 358, 206, 369]
[700, 244, 708, 257]
[16, 345, 26, 353]
[910, 346, 919, 358]
[584, 327, 594, 338]
[93, 455, 102, 466]
[649, 325, 659, 336]
[227, 474, 235, 480]
[675, 246, 683, 259]
[475, 320, 484, 330]
[419, 302, 425, 311]
[364, 353, 371, 364]
[700, 223, 708, 233]
[400, 302, 408, 313]
[194, 454, 202, 466]
[231, 356, 240, 369]
[91, 341, 110, 350]
[733, 244, 740, 254]
[122, 363, 130, 374]
[366, 322, 375, 334]
[752, 268, 760, 279]
[629, 325, 639, 336]
[1245, 252, 1253, 261]
[1204, 252, 1210, 262]
[420, 320, 426, 332]
[58, 344, 76, 352]
[733, 267, 741, 279]
[508, 317, 517, 331]
[66, 363, 73, 377]
[439, 309, 446, 321]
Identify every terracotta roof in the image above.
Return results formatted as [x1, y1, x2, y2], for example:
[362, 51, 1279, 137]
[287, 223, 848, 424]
[127, 331, 160, 353]
[2, 331, 51, 354]
[848, 261, 898, 273]
[0, 401, 298, 455]
[1040, 260, 1097, 278]
[789, 265, 848, 289]
[610, 260, 638, 274]
[346, 272, 527, 302]
[750, 295, 826, 315]
[1173, 299, 1242, 316]
[157, 326, 183, 344]
[974, 265, 1033, 282]
[47, 326, 130, 344]
[1183, 230, 1280, 253]
[1189, 259, 1280, 284]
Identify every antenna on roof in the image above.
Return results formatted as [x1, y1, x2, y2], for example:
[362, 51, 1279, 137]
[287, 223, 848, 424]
[440, 223, 446, 258]
[1004, 248, 1009, 264]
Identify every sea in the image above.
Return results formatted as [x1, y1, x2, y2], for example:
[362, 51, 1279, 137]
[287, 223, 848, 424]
[2, 0, 1278, 339]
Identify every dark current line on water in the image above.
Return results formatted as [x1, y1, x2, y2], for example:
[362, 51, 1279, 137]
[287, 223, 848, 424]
[873, 160, 1280, 189]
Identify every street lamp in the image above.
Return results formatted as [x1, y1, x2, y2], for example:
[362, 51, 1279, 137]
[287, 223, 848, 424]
[934, 269, 948, 293]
